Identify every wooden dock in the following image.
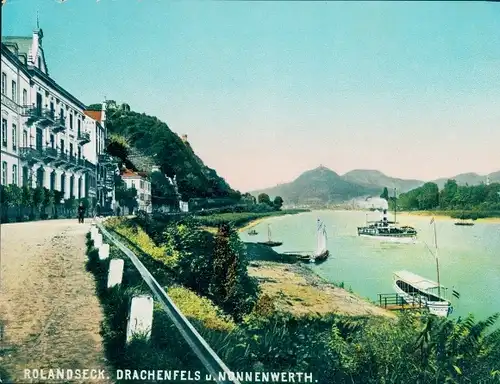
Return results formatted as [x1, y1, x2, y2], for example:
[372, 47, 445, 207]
[377, 293, 425, 312]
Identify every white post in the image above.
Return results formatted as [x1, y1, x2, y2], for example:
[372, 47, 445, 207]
[107, 259, 124, 288]
[99, 243, 110, 260]
[94, 234, 103, 248]
[126, 295, 154, 343]
[90, 227, 99, 240]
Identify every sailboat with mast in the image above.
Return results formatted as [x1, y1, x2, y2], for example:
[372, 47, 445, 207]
[286, 219, 330, 263]
[392, 217, 456, 317]
[257, 224, 283, 247]
[357, 188, 417, 243]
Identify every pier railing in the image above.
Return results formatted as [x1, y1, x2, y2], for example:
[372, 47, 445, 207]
[95, 221, 240, 384]
[378, 293, 424, 310]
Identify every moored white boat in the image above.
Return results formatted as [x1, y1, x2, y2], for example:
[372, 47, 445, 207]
[393, 270, 452, 317]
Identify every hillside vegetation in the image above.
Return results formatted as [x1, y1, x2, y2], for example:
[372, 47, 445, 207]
[89, 102, 240, 201]
[395, 179, 500, 218]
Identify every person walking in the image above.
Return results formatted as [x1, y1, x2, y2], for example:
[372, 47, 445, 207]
[77, 202, 86, 223]
[96, 202, 101, 218]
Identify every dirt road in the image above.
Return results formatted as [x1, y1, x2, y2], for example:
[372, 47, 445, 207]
[0, 219, 111, 383]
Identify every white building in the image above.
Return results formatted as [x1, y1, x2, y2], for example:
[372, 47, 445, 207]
[84, 108, 116, 210]
[121, 169, 152, 213]
[1, 26, 114, 209]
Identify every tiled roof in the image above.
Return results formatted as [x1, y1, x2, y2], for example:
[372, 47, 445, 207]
[84, 110, 102, 122]
[121, 169, 147, 178]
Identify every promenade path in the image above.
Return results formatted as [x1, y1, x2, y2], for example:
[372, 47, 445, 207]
[0, 219, 112, 383]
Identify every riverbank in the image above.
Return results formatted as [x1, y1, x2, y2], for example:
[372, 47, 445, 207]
[248, 261, 393, 318]
[398, 211, 500, 223]
[195, 208, 309, 233]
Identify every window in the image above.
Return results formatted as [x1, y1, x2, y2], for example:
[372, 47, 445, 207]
[1, 119, 7, 147]
[77, 119, 81, 135]
[22, 89, 27, 106]
[69, 114, 73, 130]
[140, 180, 144, 189]
[1, 73, 6, 95]
[22, 166, 29, 186]
[50, 171, 55, 191]
[38, 56, 42, 69]
[140, 193, 144, 201]
[12, 164, 18, 185]
[12, 124, 17, 151]
[131, 180, 136, 189]
[11, 80, 16, 101]
[1, 162, 7, 185]
[60, 174, 66, 194]
[23, 130, 28, 148]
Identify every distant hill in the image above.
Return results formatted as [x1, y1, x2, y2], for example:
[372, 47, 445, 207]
[252, 166, 500, 205]
[341, 169, 424, 193]
[251, 166, 380, 205]
[432, 172, 500, 189]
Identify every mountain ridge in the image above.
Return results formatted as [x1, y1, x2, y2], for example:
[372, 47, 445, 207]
[251, 166, 500, 204]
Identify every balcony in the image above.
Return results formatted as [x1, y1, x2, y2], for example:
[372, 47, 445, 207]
[73, 158, 86, 171]
[52, 151, 67, 167]
[81, 159, 96, 173]
[98, 154, 115, 164]
[42, 147, 58, 163]
[65, 156, 78, 170]
[19, 147, 43, 165]
[51, 116, 66, 134]
[77, 131, 91, 145]
[23, 106, 56, 127]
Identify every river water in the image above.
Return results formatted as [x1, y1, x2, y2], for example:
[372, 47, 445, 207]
[240, 210, 500, 319]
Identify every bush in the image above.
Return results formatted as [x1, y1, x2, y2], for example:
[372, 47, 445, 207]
[168, 286, 236, 332]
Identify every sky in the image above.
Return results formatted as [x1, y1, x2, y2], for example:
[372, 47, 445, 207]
[3, 1, 500, 192]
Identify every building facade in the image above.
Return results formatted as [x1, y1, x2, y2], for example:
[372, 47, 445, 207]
[121, 169, 152, 213]
[1, 27, 114, 208]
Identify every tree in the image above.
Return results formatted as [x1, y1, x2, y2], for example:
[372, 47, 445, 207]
[242, 193, 257, 205]
[32, 187, 46, 219]
[209, 222, 259, 321]
[7, 185, 22, 220]
[273, 196, 284, 210]
[150, 172, 178, 209]
[53, 190, 64, 218]
[0, 185, 8, 222]
[380, 187, 389, 201]
[21, 186, 33, 220]
[258, 193, 271, 206]
[125, 187, 138, 214]
[42, 188, 54, 218]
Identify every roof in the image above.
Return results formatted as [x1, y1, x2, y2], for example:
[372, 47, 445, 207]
[121, 169, 147, 179]
[2, 36, 33, 57]
[84, 110, 102, 123]
[393, 270, 440, 291]
[3, 34, 49, 74]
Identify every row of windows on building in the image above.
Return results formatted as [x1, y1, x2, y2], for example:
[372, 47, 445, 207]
[1, 160, 95, 199]
[2, 71, 85, 134]
[131, 179, 151, 192]
[1, 117, 85, 160]
[1, 72, 28, 105]
[1, 118, 18, 149]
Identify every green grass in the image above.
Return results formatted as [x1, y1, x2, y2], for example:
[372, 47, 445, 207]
[193, 209, 307, 228]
